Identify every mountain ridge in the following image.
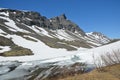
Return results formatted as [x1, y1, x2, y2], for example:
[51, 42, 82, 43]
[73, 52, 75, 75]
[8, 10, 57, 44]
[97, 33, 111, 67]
[0, 8, 111, 56]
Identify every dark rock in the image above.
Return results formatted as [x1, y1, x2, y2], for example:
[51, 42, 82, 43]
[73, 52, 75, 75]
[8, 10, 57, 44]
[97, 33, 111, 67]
[58, 14, 67, 21]
[50, 14, 85, 35]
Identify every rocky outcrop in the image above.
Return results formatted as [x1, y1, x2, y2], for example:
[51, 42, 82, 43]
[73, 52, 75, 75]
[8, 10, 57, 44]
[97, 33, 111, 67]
[50, 14, 85, 35]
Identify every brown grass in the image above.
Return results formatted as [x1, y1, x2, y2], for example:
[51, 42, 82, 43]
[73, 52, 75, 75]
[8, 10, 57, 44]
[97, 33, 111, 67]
[1, 46, 33, 56]
[58, 64, 120, 80]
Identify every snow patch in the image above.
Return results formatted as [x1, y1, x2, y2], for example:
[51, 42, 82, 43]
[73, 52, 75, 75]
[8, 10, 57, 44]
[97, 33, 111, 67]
[25, 18, 32, 21]
[0, 29, 6, 33]
[0, 16, 29, 33]
[23, 24, 53, 37]
[31, 25, 41, 33]
[86, 32, 93, 35]
[55, 30, 75, 41]
[23, 35, 38, 41]
[0, 8, 8, 10]
[0, 12, 9, 16]
[37, 27, 52, 37]
[0, 46, 11, 53]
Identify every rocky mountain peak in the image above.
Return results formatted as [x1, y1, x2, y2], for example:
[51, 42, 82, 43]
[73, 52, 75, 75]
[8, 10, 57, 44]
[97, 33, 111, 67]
[86, 32, 111, 44]
[0, 8, 86, 35]
[49, 14, 85, 35]
[58, 13, 67, 20]
[0, 8, 112, 56]
[92, 32, 107, 38]
[50, 13, 67, 21]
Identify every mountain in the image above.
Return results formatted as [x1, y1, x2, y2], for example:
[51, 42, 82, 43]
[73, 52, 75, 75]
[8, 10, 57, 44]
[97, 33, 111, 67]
[0, 8, 112, 56]
[0, 8, 120, 80]
[86, 32, 111, 44]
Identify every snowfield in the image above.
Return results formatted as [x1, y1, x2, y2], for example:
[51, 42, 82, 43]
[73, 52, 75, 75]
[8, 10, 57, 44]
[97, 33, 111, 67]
[0, 33, 120, 65]
[0, 34, 76, 61]
[0, 46, 11, 53]
[0, 12, 9, 16]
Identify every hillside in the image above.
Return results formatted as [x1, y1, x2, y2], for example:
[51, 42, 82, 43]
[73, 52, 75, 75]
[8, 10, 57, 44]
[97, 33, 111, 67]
[0, 8, 119, 80]
[0, 39, 119, 80]
[0, 8, 111, 57]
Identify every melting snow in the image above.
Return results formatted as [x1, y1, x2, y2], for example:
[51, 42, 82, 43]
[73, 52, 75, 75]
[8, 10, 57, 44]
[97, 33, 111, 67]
[0, 34, 76, 61]
[37, 27, 52, 37]
[0, 16, 29, 32]
[0, 18, 119, 65]
[55, 30, 75, 41]
[0, 12, 9, 16]
[0, 29, 6, 33]
[23, 35, 38, 41]
[25, 18, 32, 21]
[0, 46, 11, 53]
[22, 24, 52, 37]
[0, 33, 119, 65]
[0, 67, 10, 75]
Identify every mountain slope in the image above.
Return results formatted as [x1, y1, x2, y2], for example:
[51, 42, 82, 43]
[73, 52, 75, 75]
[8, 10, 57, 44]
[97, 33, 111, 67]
[86, 32, 111, 44]
[0, 8, 111, 56]
[0, 39, 119, 80]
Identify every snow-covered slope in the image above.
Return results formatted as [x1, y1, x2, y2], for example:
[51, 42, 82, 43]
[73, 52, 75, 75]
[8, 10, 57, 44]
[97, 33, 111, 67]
[0, 8, 113, 62]
[0, 40, 119, 80]
[0, 8, 111, 54]
[0, 46, 11, 53]
[0, 38, 119, 63]
[86, 32, 111, 44]
[0, 8, 114, 64]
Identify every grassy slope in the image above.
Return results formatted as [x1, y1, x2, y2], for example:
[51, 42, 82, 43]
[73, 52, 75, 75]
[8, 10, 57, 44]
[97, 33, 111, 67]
[58, 64, 120, 80]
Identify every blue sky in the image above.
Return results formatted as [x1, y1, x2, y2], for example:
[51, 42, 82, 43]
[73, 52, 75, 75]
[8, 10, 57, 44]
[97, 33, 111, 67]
[0, 0, 120, 38]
